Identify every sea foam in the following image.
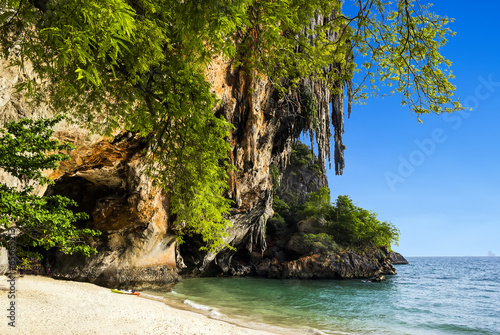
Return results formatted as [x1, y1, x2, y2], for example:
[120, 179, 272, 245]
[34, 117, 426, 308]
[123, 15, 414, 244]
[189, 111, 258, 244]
[183, 299, 223, 318]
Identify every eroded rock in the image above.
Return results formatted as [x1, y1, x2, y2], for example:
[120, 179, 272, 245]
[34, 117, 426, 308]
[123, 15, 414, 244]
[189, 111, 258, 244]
[254, 247, 396, 280]
[47, 134, 180, 290]
[389, 252, 409, 265]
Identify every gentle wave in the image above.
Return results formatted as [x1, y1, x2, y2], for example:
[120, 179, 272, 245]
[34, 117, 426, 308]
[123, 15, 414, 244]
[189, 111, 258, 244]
[183, 299, 223, 318]
[183, 299, 212, 311]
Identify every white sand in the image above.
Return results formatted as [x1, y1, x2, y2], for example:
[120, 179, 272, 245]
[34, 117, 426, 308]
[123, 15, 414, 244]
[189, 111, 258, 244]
[0, 275, 286, 335]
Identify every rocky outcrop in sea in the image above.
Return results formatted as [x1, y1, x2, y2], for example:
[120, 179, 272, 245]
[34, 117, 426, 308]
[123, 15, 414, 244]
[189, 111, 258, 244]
[256, 247, 396, 279]
[389, 252, 409, 265]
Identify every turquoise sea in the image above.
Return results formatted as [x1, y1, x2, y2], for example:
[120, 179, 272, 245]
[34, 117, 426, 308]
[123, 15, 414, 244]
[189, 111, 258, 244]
[158, 257, 500, 334]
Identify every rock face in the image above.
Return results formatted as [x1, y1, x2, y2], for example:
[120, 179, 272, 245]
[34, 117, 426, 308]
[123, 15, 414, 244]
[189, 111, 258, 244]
[255, 248, 396, 279]
[45, 133, 180, 290]
[178, 58, 331, 276]
[221, 141, 398, 280]
[389, 252, 409, 265]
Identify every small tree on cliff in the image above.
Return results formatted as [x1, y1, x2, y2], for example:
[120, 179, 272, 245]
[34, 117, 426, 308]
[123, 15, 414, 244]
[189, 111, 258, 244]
[0, 116, 100, 257]
[0, 0, 462, 251]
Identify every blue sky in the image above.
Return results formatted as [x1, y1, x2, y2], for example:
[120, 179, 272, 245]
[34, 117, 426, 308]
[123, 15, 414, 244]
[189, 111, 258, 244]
[324, 1, 500, 256]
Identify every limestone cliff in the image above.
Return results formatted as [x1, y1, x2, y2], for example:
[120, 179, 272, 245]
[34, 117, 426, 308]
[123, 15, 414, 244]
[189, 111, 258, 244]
[0, 49, 344, 288]
[0, 0, 379, 286]
[177, 58, 336, 277]
[1, 48, 399, 287]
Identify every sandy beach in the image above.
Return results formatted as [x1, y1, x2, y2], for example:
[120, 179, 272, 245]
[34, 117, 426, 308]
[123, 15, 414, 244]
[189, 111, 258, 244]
[0, 275, 286, 335]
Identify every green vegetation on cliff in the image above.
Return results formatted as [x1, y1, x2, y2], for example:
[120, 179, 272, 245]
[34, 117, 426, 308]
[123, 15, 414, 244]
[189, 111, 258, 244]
[1, 0, 459, 251]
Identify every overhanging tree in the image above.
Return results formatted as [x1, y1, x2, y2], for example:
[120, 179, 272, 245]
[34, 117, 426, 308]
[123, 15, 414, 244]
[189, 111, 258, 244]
[0, 0, 463, 251]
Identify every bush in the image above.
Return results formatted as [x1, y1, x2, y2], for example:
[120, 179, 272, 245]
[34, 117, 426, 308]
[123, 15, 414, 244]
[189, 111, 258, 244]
[290, 141, 314, 167]
[303, 233, 338, 254]
[331, 195, 399, 249]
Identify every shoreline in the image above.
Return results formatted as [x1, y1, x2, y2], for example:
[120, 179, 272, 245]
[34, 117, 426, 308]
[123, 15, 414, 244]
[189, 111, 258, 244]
[139, 289, 320, 335]
[0, 275, 304, 335]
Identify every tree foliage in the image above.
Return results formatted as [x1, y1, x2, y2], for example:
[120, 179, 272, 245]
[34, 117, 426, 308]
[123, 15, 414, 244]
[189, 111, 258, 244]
[330, 194, 399, 249]
[0, 0, 458, 251]
[348, 0, 463, 119]
[0, 116, 100, 256]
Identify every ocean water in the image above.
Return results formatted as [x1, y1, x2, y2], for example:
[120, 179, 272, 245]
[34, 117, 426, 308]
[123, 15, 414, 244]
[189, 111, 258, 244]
[161, 257, 500, 334]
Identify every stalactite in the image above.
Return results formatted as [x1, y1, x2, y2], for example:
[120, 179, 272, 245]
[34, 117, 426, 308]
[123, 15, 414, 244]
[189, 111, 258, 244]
[291, 10, 351, 176]
[331, 78, 345, 175]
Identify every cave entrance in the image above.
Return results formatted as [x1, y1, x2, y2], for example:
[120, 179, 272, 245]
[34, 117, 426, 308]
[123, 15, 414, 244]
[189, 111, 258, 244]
[44, 176, 118, 228]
